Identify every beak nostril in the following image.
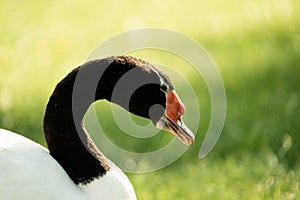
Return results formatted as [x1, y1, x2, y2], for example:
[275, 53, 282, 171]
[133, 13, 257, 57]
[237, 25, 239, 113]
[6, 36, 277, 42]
[177, 119, 182, 127]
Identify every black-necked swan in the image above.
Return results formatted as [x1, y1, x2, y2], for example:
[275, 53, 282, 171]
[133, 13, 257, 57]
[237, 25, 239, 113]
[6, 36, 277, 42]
[0, 55, 194, 200]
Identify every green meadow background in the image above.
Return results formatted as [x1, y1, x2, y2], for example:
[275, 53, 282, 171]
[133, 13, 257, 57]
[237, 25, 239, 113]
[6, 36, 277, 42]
[1, 1, 300, 199]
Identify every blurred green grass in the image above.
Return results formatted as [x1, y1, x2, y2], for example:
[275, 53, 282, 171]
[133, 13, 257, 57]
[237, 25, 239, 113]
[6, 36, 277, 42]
[1, 0, 300, 199]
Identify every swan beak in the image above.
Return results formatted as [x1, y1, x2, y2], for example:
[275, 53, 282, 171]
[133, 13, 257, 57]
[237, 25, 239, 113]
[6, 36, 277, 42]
[156, 90, 195, 145]
[156, 114, 195, 145]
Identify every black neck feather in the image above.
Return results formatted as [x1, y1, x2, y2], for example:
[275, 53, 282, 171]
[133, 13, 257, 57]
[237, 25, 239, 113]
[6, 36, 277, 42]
[43, 56, 171, 185]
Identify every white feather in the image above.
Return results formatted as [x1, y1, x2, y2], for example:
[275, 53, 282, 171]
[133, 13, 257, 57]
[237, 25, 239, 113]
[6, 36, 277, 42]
[79, 163, 137, 200]
[0, 129, 136, 200]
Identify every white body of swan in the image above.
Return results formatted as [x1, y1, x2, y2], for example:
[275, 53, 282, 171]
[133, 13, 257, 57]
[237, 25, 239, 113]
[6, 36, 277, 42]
[0, 129, 136, 200]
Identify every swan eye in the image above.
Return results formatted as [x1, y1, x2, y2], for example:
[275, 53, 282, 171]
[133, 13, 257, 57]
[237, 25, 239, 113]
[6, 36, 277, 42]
[161, 84, 168, 92]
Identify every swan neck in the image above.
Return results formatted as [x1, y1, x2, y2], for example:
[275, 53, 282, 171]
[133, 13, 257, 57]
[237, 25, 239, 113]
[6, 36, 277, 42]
[43, 66, 110, 185]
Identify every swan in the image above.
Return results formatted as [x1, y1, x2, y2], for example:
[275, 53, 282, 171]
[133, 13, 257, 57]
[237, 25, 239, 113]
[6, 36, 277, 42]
[0, 55, 194, 200]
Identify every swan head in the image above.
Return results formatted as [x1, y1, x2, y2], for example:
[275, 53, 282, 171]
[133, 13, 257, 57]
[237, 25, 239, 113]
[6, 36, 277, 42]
[106, 56, 195, 145]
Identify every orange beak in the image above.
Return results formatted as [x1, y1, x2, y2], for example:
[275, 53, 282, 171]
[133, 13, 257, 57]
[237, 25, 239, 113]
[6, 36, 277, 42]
[156, 90, 195, 145]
